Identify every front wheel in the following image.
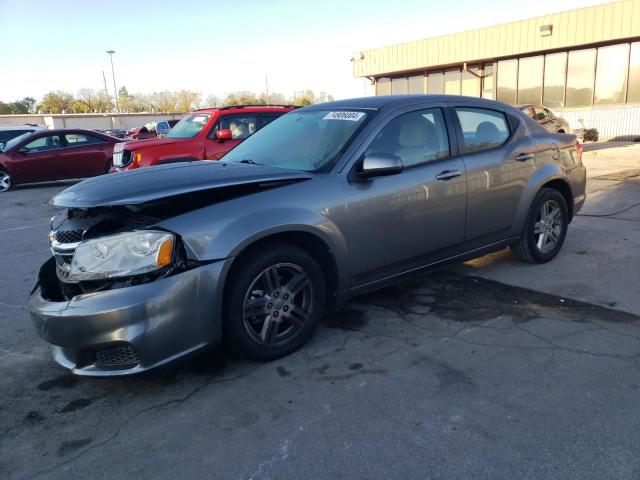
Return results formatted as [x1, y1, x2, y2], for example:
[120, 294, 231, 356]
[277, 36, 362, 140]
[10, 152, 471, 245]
[224, 243, 326, 361]
[0, 170, 12, 192]
[511, 188, 569, 263]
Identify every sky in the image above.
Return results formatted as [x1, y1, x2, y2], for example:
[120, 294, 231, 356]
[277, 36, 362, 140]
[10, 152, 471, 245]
[0, 0, 613, 103]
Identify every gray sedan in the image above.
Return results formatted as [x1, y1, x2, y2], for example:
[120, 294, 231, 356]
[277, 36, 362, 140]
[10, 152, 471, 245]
[30, 95, 587, 376]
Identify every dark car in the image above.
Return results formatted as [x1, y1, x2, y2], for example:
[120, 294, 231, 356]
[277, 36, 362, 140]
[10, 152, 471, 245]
[155, 119, 180, 137]
[0, 129, 122, 192]
[30, 95, 586, 376]
[517, 105, 572, 134]
[0, 125, 46, 145]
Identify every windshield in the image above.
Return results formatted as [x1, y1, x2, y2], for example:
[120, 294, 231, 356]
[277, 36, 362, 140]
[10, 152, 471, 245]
[165, 113, 211, 139]
[0, 132, 34, 152]
[224, 109, 370, 172]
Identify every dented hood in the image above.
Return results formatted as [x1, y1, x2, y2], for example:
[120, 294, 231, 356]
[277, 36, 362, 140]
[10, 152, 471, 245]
[51, 161, 312, 208]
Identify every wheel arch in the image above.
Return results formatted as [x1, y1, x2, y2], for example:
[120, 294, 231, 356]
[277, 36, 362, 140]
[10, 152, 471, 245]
[223, 230, 342, 310]
[540, 178, 574, 220]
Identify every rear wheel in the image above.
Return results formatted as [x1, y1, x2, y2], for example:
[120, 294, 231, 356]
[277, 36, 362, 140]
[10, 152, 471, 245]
[0, 169, 12, 192]
[511, 188, 568, 263]
[224, 243, 326, 361]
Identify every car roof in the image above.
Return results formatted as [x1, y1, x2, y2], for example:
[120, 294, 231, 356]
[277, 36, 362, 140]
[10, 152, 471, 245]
[193, 105, 296, 114]
[304, 94, 517, 112]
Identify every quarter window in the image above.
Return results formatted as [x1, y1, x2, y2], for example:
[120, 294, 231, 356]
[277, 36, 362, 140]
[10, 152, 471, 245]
[21, 135, 63, 153]
[455, 108, 509, 153]
[365, 108, 449, 168]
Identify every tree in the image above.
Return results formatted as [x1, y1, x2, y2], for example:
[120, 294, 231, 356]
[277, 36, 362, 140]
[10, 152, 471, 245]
[291, 89, 316, 106]
[222, 91, 259, 106]
[203, 94, 221, 108]
[174, 90, 200, 112]
[117, 86, 136, 113]
[38, 91, 75, 113]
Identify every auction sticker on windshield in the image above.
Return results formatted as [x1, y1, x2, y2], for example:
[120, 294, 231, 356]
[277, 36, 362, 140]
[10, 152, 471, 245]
[323, 111, 365, 121]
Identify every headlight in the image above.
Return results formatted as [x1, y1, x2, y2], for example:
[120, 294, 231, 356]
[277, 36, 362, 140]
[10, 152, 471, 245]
[68, 231, 174, 282]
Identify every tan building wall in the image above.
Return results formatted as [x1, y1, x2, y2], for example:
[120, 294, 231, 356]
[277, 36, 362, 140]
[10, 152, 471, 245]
[353, 0, 640, 78]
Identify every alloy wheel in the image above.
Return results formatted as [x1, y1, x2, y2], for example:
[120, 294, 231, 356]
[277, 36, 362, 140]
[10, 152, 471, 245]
[0, 171, 11, 192]
[533, 199, 563, 253]
[242, 263, 314, 347]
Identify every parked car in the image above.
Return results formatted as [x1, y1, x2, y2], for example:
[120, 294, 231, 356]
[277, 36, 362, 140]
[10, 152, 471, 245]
[111, 105, 295, 172]
[104, 128, 128, 139]
[31, 95, 586, 376]
[517, 105, 572, 134]
[0, 129, 122, 192]
[126, 126, 156, 140]
[0, 125, 45, 146]
[155, 119, 180, 137]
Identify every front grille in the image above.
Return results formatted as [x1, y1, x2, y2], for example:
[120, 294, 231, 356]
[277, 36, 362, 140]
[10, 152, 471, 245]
[54, 229, 83, 244]
[95, 344, 141, 368]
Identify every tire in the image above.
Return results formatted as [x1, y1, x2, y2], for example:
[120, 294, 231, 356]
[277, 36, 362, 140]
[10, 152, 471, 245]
[224, 243, 326, 361]
[0, 169, 12, 192]
[511, 188, 569, 264]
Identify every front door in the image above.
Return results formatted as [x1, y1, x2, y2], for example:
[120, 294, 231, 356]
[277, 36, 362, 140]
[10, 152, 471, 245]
[12, 134, 66, 183]
[336, 106, 467, 286]
[204, 114, 258, 160]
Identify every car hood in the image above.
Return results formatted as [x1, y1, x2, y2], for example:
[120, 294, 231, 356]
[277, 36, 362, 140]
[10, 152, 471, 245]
[51, 161, 312, 208]
[122, 137, 184, 150]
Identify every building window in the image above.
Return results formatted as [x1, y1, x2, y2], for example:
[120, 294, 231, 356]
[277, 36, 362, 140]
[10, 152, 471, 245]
[391, 77, 408, 95]
[517, 56, 543, 105]
[543, 52, 567, 107]
[377, 78, 391, 96]
[497, 59, 518, 104]
[594, 44, 630, 105]
[408, 75, 425, 94]
[444, 69, 461, 95]
[482, 64, 495, 99]
[566, 49, 596, 107]
[427, 71, 444, 94]
[461, 66, 481, 97]
[629, 42, 640, 104]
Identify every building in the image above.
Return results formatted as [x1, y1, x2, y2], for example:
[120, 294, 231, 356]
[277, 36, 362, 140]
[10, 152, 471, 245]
[352, 0, 640, 140]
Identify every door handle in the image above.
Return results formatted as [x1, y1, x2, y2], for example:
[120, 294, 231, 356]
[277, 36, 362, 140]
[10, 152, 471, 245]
[514, 152, 534, 161]
[435, 169, 462, 181]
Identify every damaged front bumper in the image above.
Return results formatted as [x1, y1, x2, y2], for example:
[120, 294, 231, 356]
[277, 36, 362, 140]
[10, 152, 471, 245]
[30, 258, 230, 376]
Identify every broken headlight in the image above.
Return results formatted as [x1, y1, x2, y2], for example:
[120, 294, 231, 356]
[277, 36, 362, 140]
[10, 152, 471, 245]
[68, 231, 174, 282]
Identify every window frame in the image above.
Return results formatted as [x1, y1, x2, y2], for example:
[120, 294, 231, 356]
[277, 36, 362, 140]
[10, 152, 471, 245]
[62, 132, 107, 149]
[449, 104, 514, 157]
[18, 134, 64, 154]
[346, 103, 458, 180]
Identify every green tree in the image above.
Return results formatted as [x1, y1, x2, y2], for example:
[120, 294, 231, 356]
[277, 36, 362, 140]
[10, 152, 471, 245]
[38, 91, 75, 113]
[291, 89, 316, 106]
[223, 91, 259, 106]
[174, 90, 200, 112]
[117, 86, 136, 113]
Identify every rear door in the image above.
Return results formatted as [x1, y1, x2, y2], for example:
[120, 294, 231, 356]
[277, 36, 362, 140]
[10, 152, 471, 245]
[61, 132, 110, 178]
[204, 113, 258, 160]
[450, 104, 537, 246]
[11, 134, 66, 182]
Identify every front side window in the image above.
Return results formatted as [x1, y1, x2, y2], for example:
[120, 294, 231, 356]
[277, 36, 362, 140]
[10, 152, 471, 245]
[218, 115, 258, 140]
[224, 110, 370, 172]
[455, 107, 509, 153]
[165, 113, 211, 139]
[365, 108, 449, 168]
[21, 135, 62, 153]
[64, 133, 104, 146]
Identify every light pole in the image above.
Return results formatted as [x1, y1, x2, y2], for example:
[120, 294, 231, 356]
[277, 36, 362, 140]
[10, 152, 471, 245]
[106, 50, 119, 112]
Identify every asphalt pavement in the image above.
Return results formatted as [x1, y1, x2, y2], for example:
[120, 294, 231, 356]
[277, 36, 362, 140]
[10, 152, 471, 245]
[1, 166, 639, 480]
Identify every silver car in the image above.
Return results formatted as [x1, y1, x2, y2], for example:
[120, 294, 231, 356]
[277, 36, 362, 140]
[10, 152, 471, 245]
[30, 95, 587, 376]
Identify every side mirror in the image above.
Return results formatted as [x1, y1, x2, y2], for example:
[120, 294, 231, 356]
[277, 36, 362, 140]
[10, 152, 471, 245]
[360, 153, 403, 177]
[215, 129, 232, 142]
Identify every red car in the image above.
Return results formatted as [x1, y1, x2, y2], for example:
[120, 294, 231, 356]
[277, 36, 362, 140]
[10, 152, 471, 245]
[111, 105, 295, 172]
[0, 129, 122, 192]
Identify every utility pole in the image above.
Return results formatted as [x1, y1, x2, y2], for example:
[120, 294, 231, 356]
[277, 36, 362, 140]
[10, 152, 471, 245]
[106, 50, 119, 112]
[101, 71, 109, 107]
[265, 76, 269, 97]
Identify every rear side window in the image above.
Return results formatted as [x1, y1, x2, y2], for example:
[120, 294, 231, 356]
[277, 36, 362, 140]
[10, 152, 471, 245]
[64, 133, 105, 146]
[365, 108, 450, 167]
[455, 107, 509, 153]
